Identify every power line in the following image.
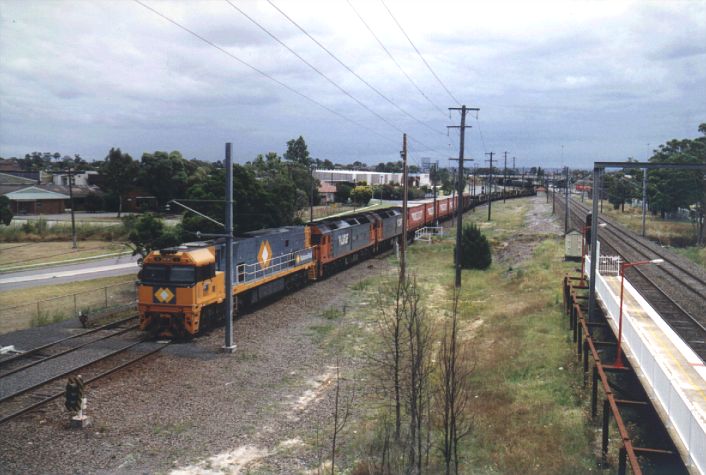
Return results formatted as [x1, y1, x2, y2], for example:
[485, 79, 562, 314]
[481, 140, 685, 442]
[224, 0, 446, 159]
[266, 0, 444, 139]
[345, 0, 447, 118]
[380, 0, 460, 106]
[132, 0, 401, 152]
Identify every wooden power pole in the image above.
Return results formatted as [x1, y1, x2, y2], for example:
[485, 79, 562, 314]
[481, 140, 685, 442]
[485, 152, 495, 221]
[448, 105, 478, 288]
[400, 133, 408, 284]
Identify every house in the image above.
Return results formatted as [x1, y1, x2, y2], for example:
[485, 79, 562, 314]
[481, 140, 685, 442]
[52, 170, 99, 187]
[3, 186, 70, 214]
[318, 182, 337, 205]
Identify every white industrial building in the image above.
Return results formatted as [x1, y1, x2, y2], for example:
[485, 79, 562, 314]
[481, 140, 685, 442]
[313, 169, 430, 187]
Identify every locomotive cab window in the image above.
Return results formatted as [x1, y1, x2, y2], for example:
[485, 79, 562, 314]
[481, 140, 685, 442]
[170, 266, 196, 284]
[139, 265, 168, 283]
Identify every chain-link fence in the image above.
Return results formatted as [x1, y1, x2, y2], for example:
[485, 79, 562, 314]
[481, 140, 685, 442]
[0, 281, 137, 334]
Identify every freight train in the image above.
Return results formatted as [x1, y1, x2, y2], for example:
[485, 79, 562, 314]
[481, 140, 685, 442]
[137, 189, 535, 337]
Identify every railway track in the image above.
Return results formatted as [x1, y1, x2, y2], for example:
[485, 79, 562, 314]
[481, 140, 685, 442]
[556, 195, 706, 360]
[0, 317, 169, 425]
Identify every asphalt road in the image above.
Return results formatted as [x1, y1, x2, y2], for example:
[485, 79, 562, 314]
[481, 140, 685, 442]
[0, 254, 139, 290]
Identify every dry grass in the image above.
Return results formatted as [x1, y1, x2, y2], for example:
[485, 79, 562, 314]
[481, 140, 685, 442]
[0, 241, 130, 269]
[338, 198, 596, 473]
[583, 198, 697, 246]
[0, 275, 135, 334]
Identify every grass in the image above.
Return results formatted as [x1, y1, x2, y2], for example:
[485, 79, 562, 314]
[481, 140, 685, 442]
[582, 198, 697, 246]
[674, 245, 706, 269]
[0, 219, 129, 243]
[327, 197, 597, 473]
[0, 275, 135, 334]
[0, 241, 131, 269]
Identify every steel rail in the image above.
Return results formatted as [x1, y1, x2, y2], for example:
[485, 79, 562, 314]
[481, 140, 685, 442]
[0, 315, 138, 367]
[558, 196, 706, 360]
[0, 324, 139, 379]
[566, 199, 706, 334]
[0, 335, 145, 405]
[0, 341, 169, 425]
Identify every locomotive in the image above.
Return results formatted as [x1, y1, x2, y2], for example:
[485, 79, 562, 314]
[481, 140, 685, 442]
[137, 189, 534, 337]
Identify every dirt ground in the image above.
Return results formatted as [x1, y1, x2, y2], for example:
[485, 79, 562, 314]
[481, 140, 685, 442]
[0, 258, 388, 474]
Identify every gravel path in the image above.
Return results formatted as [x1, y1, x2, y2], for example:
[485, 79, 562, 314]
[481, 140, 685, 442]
[0, 258, 388, 474]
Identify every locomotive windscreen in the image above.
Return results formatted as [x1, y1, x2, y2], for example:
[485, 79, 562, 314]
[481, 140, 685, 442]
[140, 264, 196, 285]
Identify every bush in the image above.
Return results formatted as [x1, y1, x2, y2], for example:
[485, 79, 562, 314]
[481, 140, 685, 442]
[350, 185, 372, 206]
[0, 196, 13, 225]
[458, 223, 492, 269]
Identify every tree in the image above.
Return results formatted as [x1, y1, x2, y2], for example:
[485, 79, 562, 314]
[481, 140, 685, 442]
[350, 185, 372, 206]
[138, 151, 189, 205]
[335, 183, 353, 203]
[0, 196, 13, 225]
[437, 291, 475, 474]
[83, 193, 103, 213]
[284, 136, 311, 167]
[648, 126, 705, 225]
[458, 223, 492, 269]
[605, 172, 635, 212]
[100, 148, 138, 217]
[125, 213, 180, 257]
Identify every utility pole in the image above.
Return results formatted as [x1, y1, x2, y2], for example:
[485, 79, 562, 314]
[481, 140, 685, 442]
[400, 133, 408, 284]
[503, 151, 508, 203]
[485, 152, 495, 221]
[641, 166, 648, 237]
[66, 165, 77, 250]
[564, 166, 570, 234]
[448, 105, 478, 288]
[309, 165, 314, 223]
[432, 163, 438, 225]
[223, 143, 236, 353]
[473, 164, 477, 196]
[551, 172, 556, 214]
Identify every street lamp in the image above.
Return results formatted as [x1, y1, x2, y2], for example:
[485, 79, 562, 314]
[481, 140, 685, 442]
[614, 258, 664, 367]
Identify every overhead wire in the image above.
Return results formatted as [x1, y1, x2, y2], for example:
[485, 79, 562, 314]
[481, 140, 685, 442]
[224, 0, 447, 159]
[379, 0, 460, 106]
[132, 0, 404, 153]
[265, 0, 444, 139]
[344, 0, 447, 118]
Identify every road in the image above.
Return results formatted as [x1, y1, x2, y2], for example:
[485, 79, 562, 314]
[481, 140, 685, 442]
[0, 254, 139, 290]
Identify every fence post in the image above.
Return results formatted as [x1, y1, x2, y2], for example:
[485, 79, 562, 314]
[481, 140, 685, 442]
[37, 301, 40, 319]
[73, 294, 77, 317]
[105, 286, 108, 308]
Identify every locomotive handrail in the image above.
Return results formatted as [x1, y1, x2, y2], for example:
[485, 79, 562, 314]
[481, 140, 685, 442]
[236, 247, 315, 283]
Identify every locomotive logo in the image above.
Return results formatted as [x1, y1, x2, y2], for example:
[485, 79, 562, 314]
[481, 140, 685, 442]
[338, 233, 349, 246]
[258, 240, 273, 268]
[154, 287, 175, 304]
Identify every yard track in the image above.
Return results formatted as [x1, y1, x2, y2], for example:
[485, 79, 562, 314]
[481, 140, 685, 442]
[556, 195, 706, 360]
[0, 319, 168, 425]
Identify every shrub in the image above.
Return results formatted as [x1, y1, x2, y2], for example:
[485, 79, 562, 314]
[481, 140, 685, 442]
[458, 222, 492, 269]
[350, 185, 373, 206]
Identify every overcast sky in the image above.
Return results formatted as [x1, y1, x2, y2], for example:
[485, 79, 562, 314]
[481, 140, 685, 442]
[1, 0, 704, 169]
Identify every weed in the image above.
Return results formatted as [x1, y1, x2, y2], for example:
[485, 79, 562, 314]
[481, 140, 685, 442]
[322, 308, 343, 320]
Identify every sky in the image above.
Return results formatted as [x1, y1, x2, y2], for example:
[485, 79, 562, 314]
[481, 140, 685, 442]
[0, 0, 704, 170]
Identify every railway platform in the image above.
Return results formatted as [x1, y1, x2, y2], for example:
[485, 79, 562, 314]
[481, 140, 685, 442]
[586, 254, 706, 474]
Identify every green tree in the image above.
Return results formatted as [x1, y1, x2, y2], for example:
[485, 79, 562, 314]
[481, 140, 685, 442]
[0, 196, 13, 225]
[335, 182, 353, 203]
[138, 151, 189, 206]
[605, 172, 636, 212]
[284, 136, 311, 167]
[126, 213, 180, 257]
[100, 148, 138, 217]
[350, 185, 372, 206]
[458, 223, 491, 270]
